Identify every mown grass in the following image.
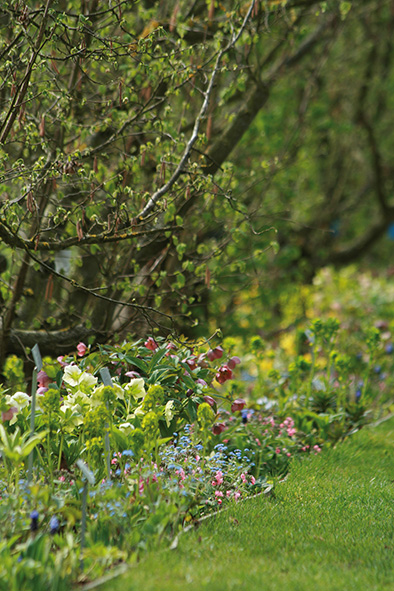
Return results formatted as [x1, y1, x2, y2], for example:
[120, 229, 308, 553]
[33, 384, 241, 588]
[98, 418, 394, 591]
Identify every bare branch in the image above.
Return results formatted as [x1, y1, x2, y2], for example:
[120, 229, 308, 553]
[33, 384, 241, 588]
[136, 1, 257, 220]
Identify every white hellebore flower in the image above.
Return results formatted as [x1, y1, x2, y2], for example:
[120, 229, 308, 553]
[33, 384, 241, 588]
[78, 371, 98, 390]
[61, 391, 90, 415]
[63, 365, 97, 389]
[63, 365, 82, 387]
[4, 391, 30, 425]
[124, 378, 146, 400]
[92, 383, 125, 403]
[8, 391, 30, 410]
[118, 422, 135, 435]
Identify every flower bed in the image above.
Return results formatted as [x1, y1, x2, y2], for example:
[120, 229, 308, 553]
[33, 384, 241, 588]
[0, 319, 390, 589]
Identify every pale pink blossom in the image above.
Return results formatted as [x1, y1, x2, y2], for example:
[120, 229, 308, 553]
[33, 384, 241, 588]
[37, 370, 51, 387]
[77, 342, 88, 357]
[214, 471, 223, 485]
[57, 356, 67, 367]
[175, 468, 186, 481]
[1, 407, 18, 422]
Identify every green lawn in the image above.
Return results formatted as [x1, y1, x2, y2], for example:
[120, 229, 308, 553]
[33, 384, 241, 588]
[98, 418, 394, 591]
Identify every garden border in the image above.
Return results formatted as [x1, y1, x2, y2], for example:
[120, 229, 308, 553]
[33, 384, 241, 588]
[78, 487, 274, 590]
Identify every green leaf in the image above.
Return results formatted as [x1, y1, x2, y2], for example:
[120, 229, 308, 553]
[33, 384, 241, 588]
[124, 356, 149, 374]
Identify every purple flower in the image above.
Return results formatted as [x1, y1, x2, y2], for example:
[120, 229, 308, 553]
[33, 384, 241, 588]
[49, 516, 59, 534]
[30, 510, 39, 531]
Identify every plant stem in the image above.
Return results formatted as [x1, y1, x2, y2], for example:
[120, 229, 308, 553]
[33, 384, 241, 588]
[57, 432, 64, 472]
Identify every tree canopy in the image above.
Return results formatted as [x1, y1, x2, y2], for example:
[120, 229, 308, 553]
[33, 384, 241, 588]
[0, 0, 393, 365]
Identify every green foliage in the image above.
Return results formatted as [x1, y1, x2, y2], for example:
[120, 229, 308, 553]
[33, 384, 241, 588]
[1, 0, 393, 357]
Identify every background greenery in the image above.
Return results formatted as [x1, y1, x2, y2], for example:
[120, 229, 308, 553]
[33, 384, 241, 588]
[1, 0, 394, 374]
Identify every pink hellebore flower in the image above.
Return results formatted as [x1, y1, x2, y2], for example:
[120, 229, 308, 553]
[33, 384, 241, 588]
[77, 342, 88, 357]
[144, 337, 158, 351]
[275, 447, 281, 454]
[1, 406, 18, 422]
[240, 473, 247, 484]
[203, 395, 216, 408]
[231, 398, 246, 413]
[234, 491, 241, 501]
[197, 353, 209, 368]
[57, 356, 67, 367]
[125, 370, 140, 378]
[37, 370, 51, 388]
[207, 346, 224, 361]
[227, 356, 241, 370]
[212, 422, 226, 435]
[165, 342, 176, 356]
[185, 357, 197, 371]
[216, 365, 233, 384]
[250, 476, 256, 485]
